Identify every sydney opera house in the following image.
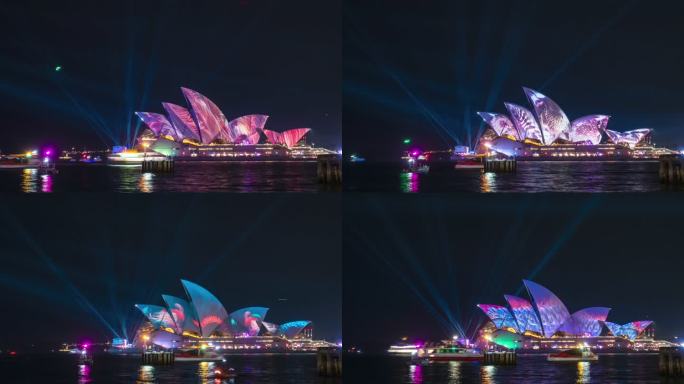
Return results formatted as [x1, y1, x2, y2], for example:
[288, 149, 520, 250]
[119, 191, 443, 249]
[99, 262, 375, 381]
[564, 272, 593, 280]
[475, 280, 669, 352]
[476, 87, 674, 159]
[114, 87, 335, 162]
[133, 279, 334, 353]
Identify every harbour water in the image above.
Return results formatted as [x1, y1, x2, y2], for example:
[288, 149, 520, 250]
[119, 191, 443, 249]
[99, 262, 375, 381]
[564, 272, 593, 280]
[0, 162, 335, 193]
[345, 161, 682, 193]
[0, 353, 338, 384]
[346, 354, 676, 383]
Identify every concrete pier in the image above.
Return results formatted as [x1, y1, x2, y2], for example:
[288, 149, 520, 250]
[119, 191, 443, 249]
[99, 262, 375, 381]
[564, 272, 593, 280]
[483, 158, 517, 173]
[141, 351, 174, 365]
[317, 154, 342, 184]
[659, 347, 684, 377]
[483, 351, 516, 365]
[659, 155, 684, 184]
[317, 347, 341, 377]
[142, 159, 174, 173]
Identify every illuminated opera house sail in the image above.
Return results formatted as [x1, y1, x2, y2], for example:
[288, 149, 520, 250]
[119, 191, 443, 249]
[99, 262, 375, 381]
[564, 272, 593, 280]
[128, 87, 335, 160]
[133, 279, 329, 353]
[475, 87, 671, 159]
[475, 280, 663, 352]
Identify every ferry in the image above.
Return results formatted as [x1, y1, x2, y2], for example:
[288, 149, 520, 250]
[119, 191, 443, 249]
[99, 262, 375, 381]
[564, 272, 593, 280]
[387, 343, 420, 355]
[424, 346, 484, 362]
[547, 346, 598, 362]
[107, 150, 166, 164]
[453, 157, 484, 170]
[174, 349, 225, 362]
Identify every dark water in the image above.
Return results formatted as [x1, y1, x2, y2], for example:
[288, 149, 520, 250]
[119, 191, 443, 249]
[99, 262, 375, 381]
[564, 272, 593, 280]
[0, 353, 339, 384]
[345, 161, 682, 193]
[346, 354, 684, 383]
[0, 162, 335, 193]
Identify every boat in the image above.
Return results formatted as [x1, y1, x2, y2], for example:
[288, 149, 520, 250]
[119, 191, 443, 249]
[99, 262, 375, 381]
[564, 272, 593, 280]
[174, 349, 225, 362]
[453, 158, 484, 170]
[213, 367, 237, 380]
[547, 346, 598, 362]
[425, 346, 484, 362]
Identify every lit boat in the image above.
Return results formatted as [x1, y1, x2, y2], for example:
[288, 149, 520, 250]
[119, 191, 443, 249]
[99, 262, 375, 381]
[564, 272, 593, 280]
[174, 349, 224, 362]
[547, 346, 598, 362]
[453, 158, 484, 170]
[387, 343, 420, 355]
[107, 150, 166, 164]
[426, 346, 483, 362]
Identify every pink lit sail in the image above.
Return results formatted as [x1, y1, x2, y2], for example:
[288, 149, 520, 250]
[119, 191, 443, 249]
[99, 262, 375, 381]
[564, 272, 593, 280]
[162, 102, 201, 142]
[263, 129, 284, 145]
[181, 87, 229, 144]
[282, 128, 310, 147]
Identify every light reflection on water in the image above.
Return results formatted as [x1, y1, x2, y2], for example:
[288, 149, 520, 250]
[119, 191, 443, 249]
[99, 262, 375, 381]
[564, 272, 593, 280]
[576, 361, 590, 384]
[347, 161, 676, 192]
[78, 364, 91, 384]
[2, 162, 327, 192]
[21, 168, 38, 192]
[400, 172, 419, 192]
[137, 365, 155, 383]
[3, 353, 322, 384]
[481, 365, 496, 384]
[353, 354, 662, 384]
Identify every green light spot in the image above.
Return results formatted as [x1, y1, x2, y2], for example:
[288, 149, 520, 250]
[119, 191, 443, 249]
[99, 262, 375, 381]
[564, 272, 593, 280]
[403, 138, 411, 144]
[55, 66, 62, 72]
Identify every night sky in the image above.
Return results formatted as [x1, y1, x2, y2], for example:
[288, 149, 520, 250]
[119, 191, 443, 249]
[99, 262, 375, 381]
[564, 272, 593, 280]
[344, 194, 684, 353]
[0, 0, 340, 152]
[344, 0, 684, 160]
[0, 194, 341, 350]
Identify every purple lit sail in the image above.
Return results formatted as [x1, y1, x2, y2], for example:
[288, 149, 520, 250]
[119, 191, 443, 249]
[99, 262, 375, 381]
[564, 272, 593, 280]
[557, 307, 610, 337]
[162, 102, 201, 142]
[504, 103, 543, 142]
[489, 137, 524, 157]
[569, 115, 610, 145]
[523, 280, 571, 337]
[477, 304, 520, 332]
[477, 112, 519, 140]
[605, 128, 651, 148]
[181, 87, 229, 144]
[523, 88, 571, 145]
[504, 294, 543, 334]
[604, 320, 653, 341]
[223, 114, 269, 144]
[135, 112, 177, 139]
